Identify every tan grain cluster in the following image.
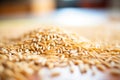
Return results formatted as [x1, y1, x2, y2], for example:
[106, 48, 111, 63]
[0, 27, 120, 80]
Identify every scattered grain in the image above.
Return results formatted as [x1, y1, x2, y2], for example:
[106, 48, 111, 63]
[0, 26, 120, 80]
[51, 72, 60, 77]
[96, 64, 106, 71]
[109, 69, 120, 76]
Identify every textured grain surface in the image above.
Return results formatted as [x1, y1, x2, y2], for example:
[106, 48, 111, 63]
[0, 26, 120, 80]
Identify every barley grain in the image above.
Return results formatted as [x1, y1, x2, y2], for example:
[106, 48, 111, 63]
[0, 27, 120, 80]
[51, 72, 60, 77]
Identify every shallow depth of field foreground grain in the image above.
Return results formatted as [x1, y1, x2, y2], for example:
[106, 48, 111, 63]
[0, 26, 120, 80]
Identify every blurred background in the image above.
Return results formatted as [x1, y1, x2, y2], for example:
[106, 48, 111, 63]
[0, 0, 120, 38]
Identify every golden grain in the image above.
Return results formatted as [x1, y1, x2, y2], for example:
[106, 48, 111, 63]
[96, 64, 106, 71]
[109, 69, 120, 76]
[0, 27, 120, 80]
[51, 72, 60, 77]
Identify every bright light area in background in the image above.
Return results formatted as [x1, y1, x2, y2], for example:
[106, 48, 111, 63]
[0, 0, 120, 28]
[0, 8, 108, 27]
[52, 8, 107, 27]
[0, 0, 120, 39]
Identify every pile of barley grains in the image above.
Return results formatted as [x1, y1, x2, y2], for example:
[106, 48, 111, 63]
[0, 27, 120, 80]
